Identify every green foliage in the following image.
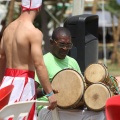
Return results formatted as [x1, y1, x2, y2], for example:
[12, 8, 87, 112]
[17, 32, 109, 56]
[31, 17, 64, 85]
[107, 62, 120, 76]
[105, 0, 120, 17]
[33, 13, 42, 30]
[108, 0, 120, 10]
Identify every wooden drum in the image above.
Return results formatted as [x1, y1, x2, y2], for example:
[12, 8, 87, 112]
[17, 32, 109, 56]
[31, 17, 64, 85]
[84, 63, 108, 84]
[84, 63, 119, 94]
[51, 69, 86, 109]
[84, 82, 112, 111]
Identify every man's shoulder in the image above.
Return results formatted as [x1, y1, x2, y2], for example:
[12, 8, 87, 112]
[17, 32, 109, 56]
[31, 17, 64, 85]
[43, 52, 52, 59]
[28, 27, 42, 36]
[43, 53, 54, 64]
[3, 23, 12, 34]
[66, 55, 77, 62]
[27, 28, 43, 42]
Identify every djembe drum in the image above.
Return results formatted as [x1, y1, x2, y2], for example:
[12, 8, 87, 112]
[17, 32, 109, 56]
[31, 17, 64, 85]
[84, 63, 119, 111]
[84, 82, 112, 111]
[51, 69, 86, 109]
[84, 63, 119, 94]
[84, 63, 109, 84]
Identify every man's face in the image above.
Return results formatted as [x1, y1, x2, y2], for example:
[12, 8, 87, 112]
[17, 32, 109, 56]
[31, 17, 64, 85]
[51, 34, 72, 59]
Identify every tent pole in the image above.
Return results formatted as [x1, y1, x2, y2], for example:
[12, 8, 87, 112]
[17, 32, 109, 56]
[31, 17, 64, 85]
[102, 0, 107, 66]
[72, 0, 84, 16]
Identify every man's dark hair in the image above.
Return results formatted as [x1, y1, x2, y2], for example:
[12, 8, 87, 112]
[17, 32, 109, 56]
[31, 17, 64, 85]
[52, 27, 71, 40]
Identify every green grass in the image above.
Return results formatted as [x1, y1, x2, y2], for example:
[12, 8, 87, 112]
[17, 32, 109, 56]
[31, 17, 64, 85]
[107, 63, 120, 77]
[99, 60, 120, 77]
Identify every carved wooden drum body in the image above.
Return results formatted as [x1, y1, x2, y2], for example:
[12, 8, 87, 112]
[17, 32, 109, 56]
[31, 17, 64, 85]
[84, 63, 120, 111]
[84, 63, 119, 94]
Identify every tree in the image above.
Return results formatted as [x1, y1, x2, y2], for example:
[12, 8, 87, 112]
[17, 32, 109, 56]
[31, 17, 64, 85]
[7, 0, 15, 25]
[105, 0, 120, 65]
[92, 0, 98, 14]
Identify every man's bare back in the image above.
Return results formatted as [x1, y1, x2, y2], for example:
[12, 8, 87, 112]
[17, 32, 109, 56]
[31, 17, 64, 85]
[2, 19, 43, 71]
[0, 7, 57, 112]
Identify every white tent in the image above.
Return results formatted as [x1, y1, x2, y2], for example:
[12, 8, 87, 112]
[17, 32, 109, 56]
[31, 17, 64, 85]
[84, 11, 118, 27]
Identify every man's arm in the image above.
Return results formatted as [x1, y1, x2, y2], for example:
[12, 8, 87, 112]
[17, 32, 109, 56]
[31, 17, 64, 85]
[30, 31, 52, 94]
[29, 29, 57, 110]
[35, 81, 44, 98]
[35, 81, 59, 98]
[0, 37, 6, 83]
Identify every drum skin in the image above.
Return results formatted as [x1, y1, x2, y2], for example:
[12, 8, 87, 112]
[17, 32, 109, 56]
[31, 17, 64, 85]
[51, 69, 85, 109]
[84, 63, 108, 84]
[84, 63, 119, 94]
[84, 83, 111, 111]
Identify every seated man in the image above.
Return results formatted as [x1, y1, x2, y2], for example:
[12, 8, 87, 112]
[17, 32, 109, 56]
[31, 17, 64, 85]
[35, 27, 106, 120]
[35, 27, 81, 109]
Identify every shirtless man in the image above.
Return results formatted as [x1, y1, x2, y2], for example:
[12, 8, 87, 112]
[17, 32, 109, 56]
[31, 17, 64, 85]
[0, 0, 57, 119]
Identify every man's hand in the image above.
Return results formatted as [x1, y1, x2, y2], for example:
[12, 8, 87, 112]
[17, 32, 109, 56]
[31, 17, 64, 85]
[47, 94, 57, 110]
[53, 89, 59, 94]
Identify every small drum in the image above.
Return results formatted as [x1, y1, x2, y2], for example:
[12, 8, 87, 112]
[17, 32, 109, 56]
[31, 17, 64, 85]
[84, 82, 112, 111]
[51, 69, 86, 109]
[84, 63, 108, 84]
[84, 63, 119, 94]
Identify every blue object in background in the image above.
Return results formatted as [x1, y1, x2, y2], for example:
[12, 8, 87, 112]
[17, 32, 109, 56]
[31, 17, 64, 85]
[116, 0, 120, 5]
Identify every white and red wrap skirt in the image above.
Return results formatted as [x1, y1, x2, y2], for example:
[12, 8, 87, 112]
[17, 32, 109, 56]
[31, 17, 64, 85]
[0, 68, 37, 120]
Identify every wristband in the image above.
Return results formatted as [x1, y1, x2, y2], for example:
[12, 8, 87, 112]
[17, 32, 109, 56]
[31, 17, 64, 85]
[45, 91, 54, 97]
[42, 88, 46, 95]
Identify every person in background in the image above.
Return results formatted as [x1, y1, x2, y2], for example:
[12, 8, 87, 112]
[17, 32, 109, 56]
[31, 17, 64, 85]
[0, 0, 57, 119]
[35, 26, 81, 110]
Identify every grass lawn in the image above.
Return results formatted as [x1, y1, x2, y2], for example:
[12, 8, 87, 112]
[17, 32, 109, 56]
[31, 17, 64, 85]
[107, 63, 120, 77]
[99, 60, 120, 77]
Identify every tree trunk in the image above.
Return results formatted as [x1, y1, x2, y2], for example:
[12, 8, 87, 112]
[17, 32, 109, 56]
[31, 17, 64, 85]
[92, 0, 97, 14]
[111, 17, 120, 65]
[7, 0, 15, 25]
[41, 3, 50, 54]
[116, 18, 120, 66]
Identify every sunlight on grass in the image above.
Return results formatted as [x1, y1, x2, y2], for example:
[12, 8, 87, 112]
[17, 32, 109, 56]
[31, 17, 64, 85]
[99, 60, 120, 77]
[107, 63, 120, 77]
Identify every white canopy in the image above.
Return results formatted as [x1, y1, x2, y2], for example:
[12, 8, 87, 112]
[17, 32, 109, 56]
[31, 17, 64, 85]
[85, 11, 118, 27]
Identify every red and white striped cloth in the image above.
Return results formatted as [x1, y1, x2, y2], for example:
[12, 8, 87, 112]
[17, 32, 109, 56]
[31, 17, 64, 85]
[0, 68, 37, 120]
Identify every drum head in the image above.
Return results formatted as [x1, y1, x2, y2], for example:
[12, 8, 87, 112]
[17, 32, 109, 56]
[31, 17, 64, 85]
[51, 69, 85, 109]
[84, 63, 108, 84]
[84, 83, 111, 111]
